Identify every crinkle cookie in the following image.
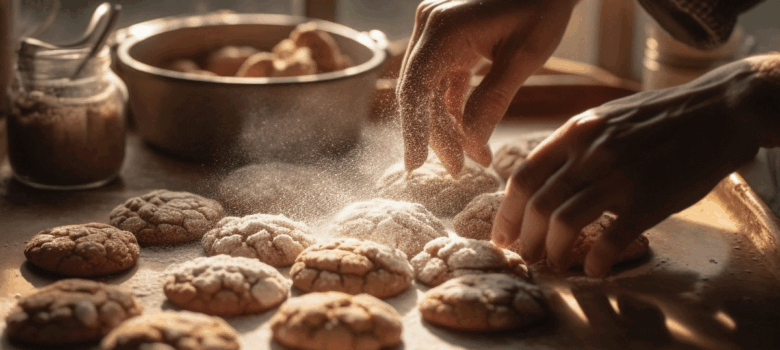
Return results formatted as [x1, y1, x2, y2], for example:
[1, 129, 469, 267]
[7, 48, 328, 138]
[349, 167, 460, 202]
[24, 223, 140, 277]
[100, 311, 240, 350]
[109, 190, 225, 246]
[270, 292, 402, 350]
[290, 238, 414, 298]
[411, 237, 529, 287]
[163, 255, 290, 316]
[569, 213, 650, 266]
[491, 131, 552, 180]
[202, 214, 316, 267]
[4, 279, 142, 345]
[327, 198, 447, 259]
[453, 192, 504, 241]
[419, 273, 548, 331]
[376, 154, 500, 217]
[217, 163, 348, 220]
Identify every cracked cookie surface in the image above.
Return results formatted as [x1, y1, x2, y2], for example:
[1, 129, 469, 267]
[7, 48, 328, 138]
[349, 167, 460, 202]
[419, 273, 548, 331]
[569, 213, 650, 266]
[290, 238, 413, 298]
[24, 223, 140, 277]
[411, 237, 529, 287]
[202, 214, 316, 267]
[163, 255, 290, 316]
[327, 199, 447, 258]
[270, 291, 402, 350]
[376, 154, 500, 217]
[491, 131, 552, 180]
[100, 310, 240, 350]
[109, 190, 225, 245]
[4, 279, 142, 345]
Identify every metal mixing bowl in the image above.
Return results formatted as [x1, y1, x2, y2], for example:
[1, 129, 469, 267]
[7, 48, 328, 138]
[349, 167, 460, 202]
[115, 13, 388, 163]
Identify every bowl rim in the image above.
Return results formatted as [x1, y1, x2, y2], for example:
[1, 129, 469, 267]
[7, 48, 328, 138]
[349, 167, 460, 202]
[115, 12, 388, 85]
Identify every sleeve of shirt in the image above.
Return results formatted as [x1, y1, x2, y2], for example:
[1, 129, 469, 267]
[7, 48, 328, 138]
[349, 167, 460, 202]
[637, 0, 765, 50]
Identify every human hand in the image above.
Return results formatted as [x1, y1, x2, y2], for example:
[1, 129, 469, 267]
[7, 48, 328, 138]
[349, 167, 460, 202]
[491, 59, 767, 278]
[397, 0, 579, 175]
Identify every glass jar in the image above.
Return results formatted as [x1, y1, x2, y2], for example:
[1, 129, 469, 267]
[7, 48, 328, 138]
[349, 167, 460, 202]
[7, 43, 127, 190]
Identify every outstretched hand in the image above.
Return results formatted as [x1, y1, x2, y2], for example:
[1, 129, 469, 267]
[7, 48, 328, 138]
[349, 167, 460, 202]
[491, 58, 768, 277]
[397, 0, 579, 175]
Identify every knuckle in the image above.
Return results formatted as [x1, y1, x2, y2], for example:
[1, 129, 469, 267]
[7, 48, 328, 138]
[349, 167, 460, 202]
[528, 192, 557, 217]
[509, 163, 539, 192]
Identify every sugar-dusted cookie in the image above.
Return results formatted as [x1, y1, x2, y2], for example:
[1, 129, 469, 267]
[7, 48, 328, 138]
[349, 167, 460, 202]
[570, 213, 650, 266]
[327, 199, 447, 259]
[109, 190, 225, 246]
[419, 273, 548, 331]
[411, 237, 529, 287]
[24, 223, 139, 277]
[491, 131, 552, 180]
[100, 311, 240, 350]
[376, 154, 500, 217]
[290, 238, 413, 298]
[4, 279, 142, 345]
[202, 214, 316, 267]
[163, 255, 290, 316]
[270, 292, 402, 350]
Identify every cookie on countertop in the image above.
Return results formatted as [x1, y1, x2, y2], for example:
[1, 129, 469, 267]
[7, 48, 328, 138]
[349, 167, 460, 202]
[24, 223, 140, 277]
[491, 131, 552, 180]
[419, 273, 548, 331]
[453, 192, 650, 268]
[4, 279, 142, 345]
[376, 154, 501, 217]
[411, 236, 529, 287]
[327, 198, 448, 259]
[202, 213, 316, 267]
[109, 189, 225, 246]
[270, 291, 403, 350]
[290, 238, 414, 298]
[100, 310, 240, 350]
[163, 254, 290, 316]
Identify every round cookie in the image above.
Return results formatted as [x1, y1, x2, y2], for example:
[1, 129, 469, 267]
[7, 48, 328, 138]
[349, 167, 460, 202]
[327, 198, 448, 259]
[570, 213, 650, 266]
[163, 255, 290, 316]
[376, 154, 501, 217]
[202, 213, 316, 267]
[270, 292, 402, 350]
[217, 162, 349, 220]
[204, 45, 259, 76]
[290, 22, 352, 72]
[24, 223, 140, 277]
[411, 236, 530, 287]
[453, 193, 650, 268]
[109, 189, 225, 246]
[100, 311, 240, 350]
[419, 273, 548, 331]
[290, 238, 413, 298]
[491, 131, 552, 180]
[4, 279, 143, 345]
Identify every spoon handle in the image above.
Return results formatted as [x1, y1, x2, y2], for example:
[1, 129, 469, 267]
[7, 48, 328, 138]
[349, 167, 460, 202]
[70, 4, 122, 80]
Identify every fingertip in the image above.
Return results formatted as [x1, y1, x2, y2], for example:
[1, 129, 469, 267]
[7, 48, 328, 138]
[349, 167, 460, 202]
[583, 242, 618, 278]
[466, 143, 493, 167]
[404, 147, 427, 172]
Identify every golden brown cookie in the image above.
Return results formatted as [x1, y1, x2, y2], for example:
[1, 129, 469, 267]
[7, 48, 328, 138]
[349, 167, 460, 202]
[202, 213, 316, 267]
[290, 22, 351, 72]
[491, 131, 552, 180]
[109, 189, 225, 246]
[419, 273, 548, 331]
[453, 191, 504, 241]
[411, 237, 529, 287]
[376, 154, 501, 217]
[570, 213, 650, 266]
[290, 238, 413, 298]
[24, 223, 140, 277]
[204, 45, 259, 76]
[100, 311, 240, 350]
[273, 47, 318, 77]
[4, 279, 142, 345]
[327, 198, 447, 259]
[235, 52, 275, 77]
[217, 163, 349, 220]
[163, 255, 290, 316]
[270, 292, 403, 350]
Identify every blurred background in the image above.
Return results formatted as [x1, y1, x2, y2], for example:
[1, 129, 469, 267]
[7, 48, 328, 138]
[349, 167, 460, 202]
[12, 0, 780, 83]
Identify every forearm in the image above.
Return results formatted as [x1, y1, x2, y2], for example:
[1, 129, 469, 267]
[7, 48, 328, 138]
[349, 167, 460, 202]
[725, 53, 780, 149]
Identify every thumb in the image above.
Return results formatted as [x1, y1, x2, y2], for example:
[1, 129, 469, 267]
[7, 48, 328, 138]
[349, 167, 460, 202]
[462, 54, 536, 166]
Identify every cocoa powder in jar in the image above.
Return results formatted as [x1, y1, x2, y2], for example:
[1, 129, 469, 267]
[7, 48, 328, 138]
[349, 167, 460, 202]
[7, 88, 126, 187]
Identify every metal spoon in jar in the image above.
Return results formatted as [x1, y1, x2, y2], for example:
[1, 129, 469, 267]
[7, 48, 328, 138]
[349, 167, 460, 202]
[70, 4, 122, 80]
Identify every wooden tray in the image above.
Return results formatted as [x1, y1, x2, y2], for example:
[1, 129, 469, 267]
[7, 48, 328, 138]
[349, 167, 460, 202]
[1, 120, 780, 349]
